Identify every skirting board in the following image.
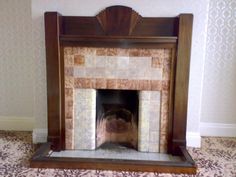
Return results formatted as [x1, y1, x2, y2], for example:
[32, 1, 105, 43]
[186, 132, 201, 148]
[33, 128, 48, 143]
[200, 122, 236, 137]
[0, 116, 34, 131]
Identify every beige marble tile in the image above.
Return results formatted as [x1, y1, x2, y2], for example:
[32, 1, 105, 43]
[74, 89, 96, 150]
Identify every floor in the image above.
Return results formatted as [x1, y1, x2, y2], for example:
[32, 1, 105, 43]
[0, 130, 236, 177]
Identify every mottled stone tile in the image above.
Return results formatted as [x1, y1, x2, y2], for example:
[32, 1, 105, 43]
[138, 80, 151, 90]
[152, 57, 163, 68]
[149, 118, 160, 131]
[117, 56, 129, 69]
[105, 68, 117, 78]
[96, 48, 107, 56]
[64, 55, 74, 66]
[116, 69, 129, 79]
[65, 88, 73, 98]
[161, 90, 169, 112]
[138, 91, 160, 152]
[74, 68, 86, 77]
[96, 56, 107, 68]
[151, 80, 162, 91]
[140, 69, 151, 80]
[65, 77, 74, 88]
[107, 48, 118, 56]
[74, 89, 96, 150]
[162, 80, 170, 90]
[82, 47, 96, 56]
[106, 79, 117, 89]
[106, 56, 117, 68]
[149, 143, 159, 152]
[139, 91, 151, 100]
[115, 79, 137, 90]
[74, 78, 95, 88]
[140, 49, 152, 57]
[150, 68, 162, 80]
[65, 129, 73, 150]
[150, 49, 165, 58]
[85, 55, 96, 68]
[160, 115, 168, 131]
[129, 49, 140, 57]
[163, 68, 171, 81]
[128, 80, 139, 90]
[129, 57, 150, 69]
[65, 67, 74, 77]
[85, 68, 97, 78]
[159, 131, 168, 153]
[72, 47, 79, 54]
[95, 78, 107, 89]
[150, 91, 161, 100]
[64, 47, 73, 55]
[115, 48, 128, 56]
[74, 55, 85, 66]
[150, 131, 159, 141]
[128, 69, 139, 79]
[65, 119, 73, 130]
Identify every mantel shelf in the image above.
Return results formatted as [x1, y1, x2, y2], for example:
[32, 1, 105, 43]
[60, 35, 178, 44]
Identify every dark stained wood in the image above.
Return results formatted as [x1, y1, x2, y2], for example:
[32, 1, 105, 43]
[171, 14, 193, 155]
[44, 12, 63, 151]
[62, 17, 178, 37]
[132, 18, 178, 36]
[40, 6, 194, 173]
[96, 6, 141, 35]
[59, 46, 66, 150]
[62, 17, 105, 36]
[167, 47, 177, 154]
[60, 35, 177, 48]
[30, 143, 196, 174]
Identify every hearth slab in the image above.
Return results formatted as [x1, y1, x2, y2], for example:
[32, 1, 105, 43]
[50, 148, 182, 162]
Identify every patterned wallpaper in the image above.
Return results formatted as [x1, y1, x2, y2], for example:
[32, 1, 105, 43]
[0, 0, 34, 117]
[201, 0, 236, 124]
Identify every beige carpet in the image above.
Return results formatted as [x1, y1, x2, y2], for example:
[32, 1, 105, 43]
[0, 131, 236, 177]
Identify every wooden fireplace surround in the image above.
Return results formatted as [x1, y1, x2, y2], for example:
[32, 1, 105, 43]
[30, 6, 196, 174]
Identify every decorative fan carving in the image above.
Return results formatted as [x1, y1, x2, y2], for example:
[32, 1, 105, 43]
[96, 6, 141, 35]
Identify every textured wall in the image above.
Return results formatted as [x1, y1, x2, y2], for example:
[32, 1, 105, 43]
[201, 0, 236, 124]
[32, 0, 210, 136]
[0, 0, 34, 118]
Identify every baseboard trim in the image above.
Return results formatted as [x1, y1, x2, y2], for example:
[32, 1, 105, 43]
[33, 128, 48, 143]
[0, 116, 34, 131]
[200, 122, 236, 137]
[186, 131, 201, 148]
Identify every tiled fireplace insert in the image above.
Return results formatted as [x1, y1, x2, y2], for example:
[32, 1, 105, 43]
[64, 47, 171, 153]
[30, 6, 196, 174]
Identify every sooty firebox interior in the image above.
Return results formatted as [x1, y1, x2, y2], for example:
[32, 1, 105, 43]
[96, 90, 139, 150]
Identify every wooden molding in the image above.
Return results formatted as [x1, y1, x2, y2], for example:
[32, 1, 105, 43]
[96, 6, 141, 35]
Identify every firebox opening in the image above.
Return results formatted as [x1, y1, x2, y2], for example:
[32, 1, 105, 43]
[96, 89, 139, 150]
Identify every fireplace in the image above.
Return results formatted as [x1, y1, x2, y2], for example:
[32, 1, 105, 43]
[30, 6, 196, 174]
[96, 89, 139, 150]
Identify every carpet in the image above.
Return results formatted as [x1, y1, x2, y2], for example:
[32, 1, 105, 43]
[0, 131, 236, 177]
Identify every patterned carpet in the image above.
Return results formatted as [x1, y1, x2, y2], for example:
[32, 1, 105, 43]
[0, 131, 236, 177]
